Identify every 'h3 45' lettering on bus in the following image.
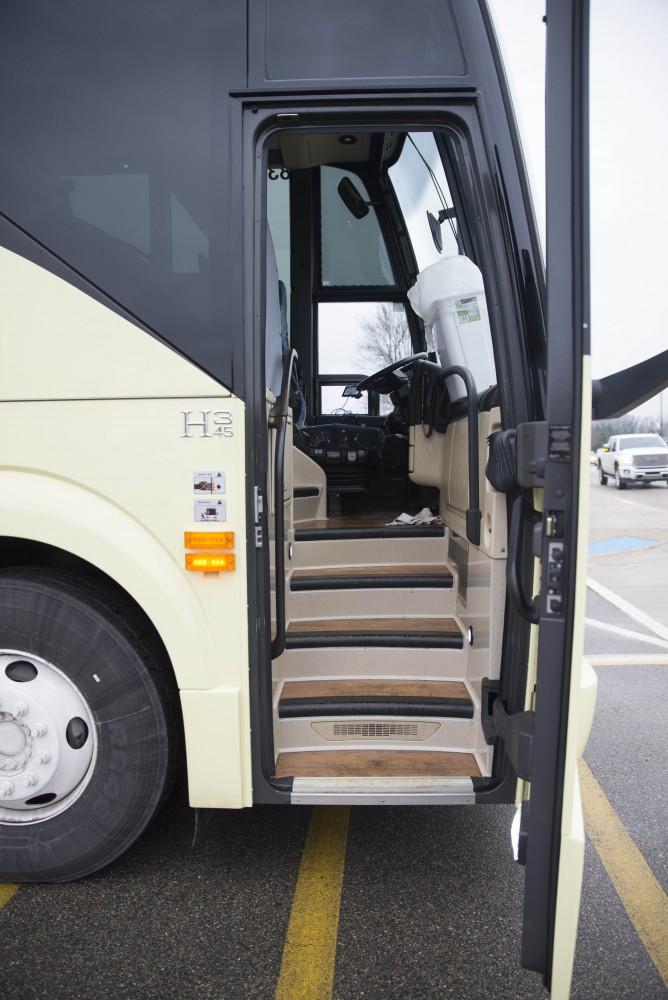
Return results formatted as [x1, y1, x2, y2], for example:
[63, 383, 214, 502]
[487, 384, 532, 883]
[181, 410, 234, 438]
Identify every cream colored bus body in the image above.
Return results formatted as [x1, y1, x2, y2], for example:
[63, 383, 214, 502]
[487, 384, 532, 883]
[0, 247, 252, 808]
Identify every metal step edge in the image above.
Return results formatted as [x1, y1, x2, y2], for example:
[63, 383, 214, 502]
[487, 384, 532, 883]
[290, 774, 475, 805]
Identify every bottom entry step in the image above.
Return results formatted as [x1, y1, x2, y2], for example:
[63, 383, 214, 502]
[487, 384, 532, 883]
[274, 749, 481, 779]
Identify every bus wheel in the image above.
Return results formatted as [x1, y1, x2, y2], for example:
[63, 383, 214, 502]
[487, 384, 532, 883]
[0, 569, 179, 882]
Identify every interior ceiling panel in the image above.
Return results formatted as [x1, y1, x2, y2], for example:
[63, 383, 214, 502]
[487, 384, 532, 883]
[279, 132, 401, 169]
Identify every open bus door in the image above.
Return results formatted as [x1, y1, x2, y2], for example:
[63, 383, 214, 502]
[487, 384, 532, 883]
[517, 1, 595, 996]
[519, 1, 668, 992]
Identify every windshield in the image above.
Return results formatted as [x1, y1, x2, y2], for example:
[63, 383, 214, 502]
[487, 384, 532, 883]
[619, 435, 665, 449]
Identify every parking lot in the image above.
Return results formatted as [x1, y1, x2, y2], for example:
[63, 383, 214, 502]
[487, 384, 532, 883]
[1, 469, 667, 1000]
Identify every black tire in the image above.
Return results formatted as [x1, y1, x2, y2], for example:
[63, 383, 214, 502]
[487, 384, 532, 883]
[597, 463, 608, 486]
[0, 569, 179, 882]
[614, 466, 626, 490]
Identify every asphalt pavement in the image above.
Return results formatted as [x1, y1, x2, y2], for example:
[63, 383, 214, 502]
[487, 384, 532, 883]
[1, 469, 667, 999]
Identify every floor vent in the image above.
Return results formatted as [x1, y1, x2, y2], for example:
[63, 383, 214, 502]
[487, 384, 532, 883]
[311, 720, 440, 741]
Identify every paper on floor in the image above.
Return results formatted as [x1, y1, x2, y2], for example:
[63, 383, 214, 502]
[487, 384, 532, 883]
[386, 507, 443, 526]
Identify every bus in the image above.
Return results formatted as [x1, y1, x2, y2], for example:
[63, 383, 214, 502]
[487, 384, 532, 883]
[1, 1, 666, 994]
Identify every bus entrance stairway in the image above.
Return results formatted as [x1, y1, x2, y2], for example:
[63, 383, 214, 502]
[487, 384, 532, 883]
[272, 518, 491, 780]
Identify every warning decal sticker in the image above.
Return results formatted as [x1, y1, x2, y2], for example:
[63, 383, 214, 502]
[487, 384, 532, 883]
[194, 499, 227, 522]
[193, 472, 225, 495]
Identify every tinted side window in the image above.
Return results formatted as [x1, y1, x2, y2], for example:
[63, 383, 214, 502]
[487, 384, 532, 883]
[389, 132, 461, 270]
[267, 171, 291, 335]
[0, 1, 245, 387]
[65, 174, 151, 256]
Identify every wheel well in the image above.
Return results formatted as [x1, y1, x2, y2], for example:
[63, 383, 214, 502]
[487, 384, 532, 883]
[0, 537, 175, 689]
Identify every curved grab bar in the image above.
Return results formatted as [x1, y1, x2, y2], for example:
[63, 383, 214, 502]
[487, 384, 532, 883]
[270, 349, 297, 659]
[507, 494, 540, 624]
[415, 360, 481, 546]
[439, 365, 481, 546]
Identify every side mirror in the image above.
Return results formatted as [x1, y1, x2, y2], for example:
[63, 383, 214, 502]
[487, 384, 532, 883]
[342, 384, 362, 399]
[337, 177, 369, 220]
[427, 210, 443, 253]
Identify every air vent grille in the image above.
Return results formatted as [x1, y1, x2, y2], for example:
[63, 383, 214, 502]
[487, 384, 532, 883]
[311, 721, 440, 741]
[334, 722, 418, 738]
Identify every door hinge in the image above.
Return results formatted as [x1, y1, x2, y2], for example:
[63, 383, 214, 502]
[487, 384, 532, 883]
[516, 420, 548, 487]
[490, 697, 535, 781]
[253, 486, 264, 548]
[253, 485, 264, 521]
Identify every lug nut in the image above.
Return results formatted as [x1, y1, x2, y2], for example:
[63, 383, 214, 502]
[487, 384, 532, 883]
[38, 751, 51, 765]
[22, 772, 38, 788]
[0, 780, 15, 797]
[14, 702, 28, 717]
[32, 723, 47, 738]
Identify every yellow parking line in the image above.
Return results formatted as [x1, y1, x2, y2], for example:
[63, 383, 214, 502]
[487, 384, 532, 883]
[580, 761, 668, 986]
[275, 806, 350, 1000]
[0, 884, 18, 909]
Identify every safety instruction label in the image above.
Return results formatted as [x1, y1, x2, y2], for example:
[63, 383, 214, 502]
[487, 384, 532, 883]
[455, 296, 481, 324]
[193, 471, 225, 495]
[194, 499, 227, 522]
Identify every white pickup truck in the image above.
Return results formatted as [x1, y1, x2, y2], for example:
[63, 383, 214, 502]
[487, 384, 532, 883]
[597, 432, 668, 488]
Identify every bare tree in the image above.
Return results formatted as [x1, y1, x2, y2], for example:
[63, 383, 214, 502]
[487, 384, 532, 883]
[591, 413, 661, 449]
[357, 303, 412, 371]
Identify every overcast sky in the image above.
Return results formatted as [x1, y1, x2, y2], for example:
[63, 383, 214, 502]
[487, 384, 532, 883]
[488, 0, 668, 416]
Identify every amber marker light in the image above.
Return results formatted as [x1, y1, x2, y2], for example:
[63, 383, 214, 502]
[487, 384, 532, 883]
[185, 552, 236, 572]
[184, 531, 235, 550]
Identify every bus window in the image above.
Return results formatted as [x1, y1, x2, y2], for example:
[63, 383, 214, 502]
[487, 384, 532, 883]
[64, 173, 151, 258]
[320, 167, 394, 287]
[0, 1, 242, 385]
[318, 300, 410, 414]
[170, 194, 209, 274]
[267, 170, 291, 336]
[389, 132, 460, 269]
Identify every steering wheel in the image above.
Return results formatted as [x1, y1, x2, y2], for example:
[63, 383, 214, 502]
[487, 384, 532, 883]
[356, 353, 428, 396]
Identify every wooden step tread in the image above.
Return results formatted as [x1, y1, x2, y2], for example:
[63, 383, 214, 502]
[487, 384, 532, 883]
[290, 565, 453, 592]
[278, 679, 474, 720]
[275, 749, 481, 779]
[285, 616, 463, 651]
[295, 515, 444, 541]
[292, 565, 452, 579]
[281, 679, 469, 699]
[285, 617, 464, 649]
[300, 513, 399, 530]
[287, 617, 460, 635]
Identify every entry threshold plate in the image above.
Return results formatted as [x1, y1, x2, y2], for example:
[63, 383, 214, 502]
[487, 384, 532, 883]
[290, 775, 475, 805]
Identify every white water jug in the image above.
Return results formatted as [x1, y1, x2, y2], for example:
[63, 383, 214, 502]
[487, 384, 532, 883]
[408, 255, 496, 398]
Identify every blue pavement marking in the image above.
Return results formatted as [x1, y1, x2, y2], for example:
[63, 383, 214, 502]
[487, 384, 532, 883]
[588, 535, 659, 557]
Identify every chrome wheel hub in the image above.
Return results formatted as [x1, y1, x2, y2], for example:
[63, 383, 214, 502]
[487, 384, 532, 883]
[0, 650, 97, 823]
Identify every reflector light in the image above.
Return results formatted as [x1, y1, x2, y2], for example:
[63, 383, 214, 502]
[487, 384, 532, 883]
[185, 552, 236, 572]
[184, 531, 235, 550]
